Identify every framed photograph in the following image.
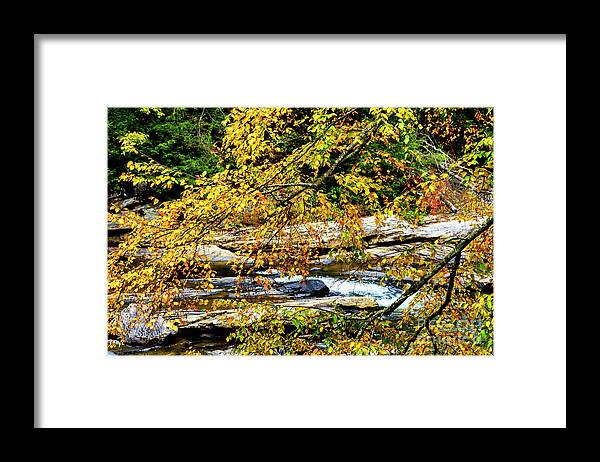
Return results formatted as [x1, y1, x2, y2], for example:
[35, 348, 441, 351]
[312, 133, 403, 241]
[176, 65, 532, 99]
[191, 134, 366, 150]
[106, 106, 494, 358]
[35, 34, 566, 428]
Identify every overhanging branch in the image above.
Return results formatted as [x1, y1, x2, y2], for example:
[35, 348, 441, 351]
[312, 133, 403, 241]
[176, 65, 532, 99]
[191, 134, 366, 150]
[382, 215, 492, 317]
[402, 250, 461, 354]
[354, 216, 493, 338]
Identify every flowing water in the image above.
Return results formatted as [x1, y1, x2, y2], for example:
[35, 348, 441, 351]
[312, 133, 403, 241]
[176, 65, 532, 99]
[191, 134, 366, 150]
[109, 265, 407, 355]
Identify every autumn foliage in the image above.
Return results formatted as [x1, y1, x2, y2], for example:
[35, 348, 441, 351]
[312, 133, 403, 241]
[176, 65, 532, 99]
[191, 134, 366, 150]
[108, 107, 494, 355]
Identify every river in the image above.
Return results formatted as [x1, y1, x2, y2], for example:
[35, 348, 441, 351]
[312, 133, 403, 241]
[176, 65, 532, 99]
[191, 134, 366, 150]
[109, 265, 406, 355]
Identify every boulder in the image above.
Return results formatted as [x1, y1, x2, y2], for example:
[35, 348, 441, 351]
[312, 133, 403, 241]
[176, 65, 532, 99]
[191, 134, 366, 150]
[275, 279, 330, 297]
[194, 245, 239, 263]
[119, 303, 178, 345]
[121, 197, 142, 209]
[133, 204, 160, 221]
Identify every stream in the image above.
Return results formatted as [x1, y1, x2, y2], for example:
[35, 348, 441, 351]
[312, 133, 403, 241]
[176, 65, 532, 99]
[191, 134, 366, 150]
[110, 265, 406, 356]
[108, 205, 490, 356]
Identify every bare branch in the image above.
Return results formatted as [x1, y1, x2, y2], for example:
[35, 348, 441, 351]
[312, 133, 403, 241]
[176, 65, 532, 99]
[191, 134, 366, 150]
[381, 216, 492, 317]
[402, 250, 461, 354]
[262, 183, 318, 194]
[354, 216, 493, 338]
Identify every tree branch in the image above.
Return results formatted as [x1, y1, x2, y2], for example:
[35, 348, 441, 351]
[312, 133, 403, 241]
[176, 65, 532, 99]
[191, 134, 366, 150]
[314, 123, 378, 188]
[382, 216, 492, 317]
[402, 250, 461, 354]
[271, 122, 380, 209]
[354, 216, 493, 338]
[262, 183, 318, 193]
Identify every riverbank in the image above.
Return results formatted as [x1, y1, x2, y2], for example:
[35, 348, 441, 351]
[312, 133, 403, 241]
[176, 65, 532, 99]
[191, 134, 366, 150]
[107, 198, 492, 355]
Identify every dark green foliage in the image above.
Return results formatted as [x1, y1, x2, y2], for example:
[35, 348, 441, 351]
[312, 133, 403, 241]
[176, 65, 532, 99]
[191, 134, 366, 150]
[108, 107, 492, 206]
[107, 107, 229, 196]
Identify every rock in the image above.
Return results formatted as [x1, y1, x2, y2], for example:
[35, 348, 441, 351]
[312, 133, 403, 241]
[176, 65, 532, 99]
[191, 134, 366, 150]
[366, 242, 460, 261]
[360, 215, 480, 245]
[319, 257, 336, 265]
[255, 268, 280, 276]
[474, 275, 493, 294]
[275, 279, 330, 297]
[184, 277, 238, 289]
[133, 204, 160, 221]
[107, 221, 132, 236]
[128, 244, 240, 264]
[170, 309, 246, 330]
[167, 295, 379, 330]
[342, 269, 387, 280]
[121, 197, 141, 209]
[119, 303, 178, 345]
[175, 287, 227, 300]
[279, 295, 378, 310]
[194, 245, 239, 263]
[181, 277, 326, 299]
[213, 214, 484, 252]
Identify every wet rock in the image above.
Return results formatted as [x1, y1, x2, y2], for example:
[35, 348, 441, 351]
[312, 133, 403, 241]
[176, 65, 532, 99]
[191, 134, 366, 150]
[275, 279, 330, 297]
[316, 256, 335, 266]
[342, 270, 387, 280]
[166, 295, 379, 330]
[120, 303, 178, 345]
[375, 243, 463, 261]
[255, 269, 280, 276]
[107, 221, 132, 236]
[279, 295, 378, 310]
[171, 308, 245, 330]
[122, 197, 142, 209]
[181, 277, 331, 298]
[132, 204, 160, 221]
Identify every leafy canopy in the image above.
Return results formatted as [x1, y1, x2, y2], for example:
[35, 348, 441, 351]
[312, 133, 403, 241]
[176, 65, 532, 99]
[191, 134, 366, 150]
[108, 107, 494, 355]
